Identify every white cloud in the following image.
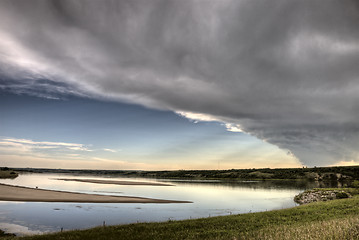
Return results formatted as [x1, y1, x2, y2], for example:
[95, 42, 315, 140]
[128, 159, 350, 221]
[223, 123, 243, 133]
[1, 138, 91, 152]
[176, 111, 220, 123]
[176, 111, 243, 132]
[103, 148, 119, 153]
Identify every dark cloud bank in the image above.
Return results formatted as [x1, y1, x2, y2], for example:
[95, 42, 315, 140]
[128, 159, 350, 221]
[1, 0, 359, 166]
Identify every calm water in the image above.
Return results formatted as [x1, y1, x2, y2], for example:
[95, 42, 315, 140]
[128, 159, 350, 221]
[0, 173, 315, 236]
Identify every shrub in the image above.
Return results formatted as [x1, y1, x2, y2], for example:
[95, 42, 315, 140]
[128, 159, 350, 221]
[352, 180, 359, 189]
[336, 192, 350, 199]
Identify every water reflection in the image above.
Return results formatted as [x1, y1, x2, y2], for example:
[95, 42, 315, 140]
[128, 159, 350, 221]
[166, 179, 349, 189]
[0, 172, 334, 236]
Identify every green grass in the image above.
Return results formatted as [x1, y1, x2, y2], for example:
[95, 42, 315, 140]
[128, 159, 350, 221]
[240, 216, 359, 239]
[0, 170, 18, 179]
[8, 195, 359, 240]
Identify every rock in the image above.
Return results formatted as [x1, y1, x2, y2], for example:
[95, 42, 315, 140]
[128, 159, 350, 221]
[294, 189, 351, 205]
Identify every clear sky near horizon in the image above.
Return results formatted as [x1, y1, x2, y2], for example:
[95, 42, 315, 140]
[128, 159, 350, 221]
[1, 0, 359, 170]
[0, 91, 300, 170]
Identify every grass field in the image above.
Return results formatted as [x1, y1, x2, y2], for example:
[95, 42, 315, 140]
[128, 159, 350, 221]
[3, 194, 358, 240]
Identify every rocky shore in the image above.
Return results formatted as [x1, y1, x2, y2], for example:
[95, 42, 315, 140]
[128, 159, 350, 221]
[294, 189, 351, 205]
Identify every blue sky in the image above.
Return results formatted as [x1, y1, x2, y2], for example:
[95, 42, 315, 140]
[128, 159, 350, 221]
[0, 91, 299, 170]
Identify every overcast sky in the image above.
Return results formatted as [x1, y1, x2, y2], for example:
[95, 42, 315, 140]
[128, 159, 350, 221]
[1, 0, 359, 169]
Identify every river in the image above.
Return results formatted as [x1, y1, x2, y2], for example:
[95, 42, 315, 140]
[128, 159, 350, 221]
[0, 172, 331, 236]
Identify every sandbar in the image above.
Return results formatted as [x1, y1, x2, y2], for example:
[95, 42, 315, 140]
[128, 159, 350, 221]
[54, 178, 174, 186]
[0, 184, 190, 203]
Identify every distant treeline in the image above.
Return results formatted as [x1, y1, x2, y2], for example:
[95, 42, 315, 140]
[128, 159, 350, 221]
[11, 166, 359, 181]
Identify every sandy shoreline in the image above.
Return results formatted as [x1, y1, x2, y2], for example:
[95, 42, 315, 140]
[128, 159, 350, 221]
[54, 178, 174, 186]
[0, 184, 191, 203]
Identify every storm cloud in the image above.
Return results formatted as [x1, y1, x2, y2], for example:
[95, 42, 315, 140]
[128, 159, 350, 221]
[1, 0, 359, 166]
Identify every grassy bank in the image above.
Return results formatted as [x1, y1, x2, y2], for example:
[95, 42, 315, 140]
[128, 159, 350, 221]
[0, 170, 18, 179]
[6, 195, 359, 240]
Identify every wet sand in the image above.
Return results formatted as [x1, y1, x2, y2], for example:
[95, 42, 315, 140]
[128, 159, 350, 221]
[54, 178, 174, 186]
[0, 184, 190, 203]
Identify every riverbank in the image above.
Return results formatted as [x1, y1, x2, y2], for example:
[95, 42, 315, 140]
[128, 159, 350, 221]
[294, 188, 359, 204]
[0, 184, 191, 203]
[7, 195, 359, 240]
[0, 169, 18, 179]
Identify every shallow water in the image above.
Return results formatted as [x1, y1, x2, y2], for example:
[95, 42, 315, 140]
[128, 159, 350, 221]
[0, 173, 311, 236]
